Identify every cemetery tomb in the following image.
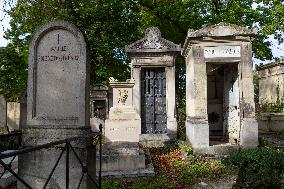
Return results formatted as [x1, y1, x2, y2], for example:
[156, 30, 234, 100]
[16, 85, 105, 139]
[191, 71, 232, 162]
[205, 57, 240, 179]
[182, 23, 258, 153]
[126, 27, 181, 145]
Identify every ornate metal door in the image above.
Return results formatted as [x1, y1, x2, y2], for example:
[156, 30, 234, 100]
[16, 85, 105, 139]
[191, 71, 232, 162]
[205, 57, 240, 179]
[141, 68, 167, 134]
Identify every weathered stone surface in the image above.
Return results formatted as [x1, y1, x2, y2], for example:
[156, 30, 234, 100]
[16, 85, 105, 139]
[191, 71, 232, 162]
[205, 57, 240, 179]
[27, 20, 89, 128]
[97, 143, 152, 177]
[126, 27, 180, 53]
[182, 22, 258, 154]
[258, 113, 284, 131]
[20, 20, 92, 189]
[240, 118, 258, 148]
[105, 79, 141, 143]
[186, 118, 209, 149]
[126, 27, 180, 145]
[0, 95, 6, 133]
[257, 58, 284, 104]
[7, 102, 20, 131]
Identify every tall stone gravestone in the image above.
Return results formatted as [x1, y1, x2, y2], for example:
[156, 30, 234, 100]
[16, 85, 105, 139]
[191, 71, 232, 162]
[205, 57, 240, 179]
[19, 20, 92, 188]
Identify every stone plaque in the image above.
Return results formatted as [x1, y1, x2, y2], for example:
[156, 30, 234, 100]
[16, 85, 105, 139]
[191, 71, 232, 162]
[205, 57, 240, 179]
[204, 46, 240, 58]
[27, 21, 89, 126]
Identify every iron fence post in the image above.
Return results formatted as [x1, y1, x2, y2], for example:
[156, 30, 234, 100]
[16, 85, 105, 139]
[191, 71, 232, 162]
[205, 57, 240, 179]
[66, 142, 69, 189]
[99, 124, 102, 189]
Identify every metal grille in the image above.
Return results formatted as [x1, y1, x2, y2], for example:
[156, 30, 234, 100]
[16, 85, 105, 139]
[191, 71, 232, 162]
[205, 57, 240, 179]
[141, 68, 167, 134]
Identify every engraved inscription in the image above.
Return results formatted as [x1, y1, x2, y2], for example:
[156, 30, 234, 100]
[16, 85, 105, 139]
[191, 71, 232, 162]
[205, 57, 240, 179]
[37, 33, 80, 62]
[35, 29, 83, 121]
[204, 46, 240, 58]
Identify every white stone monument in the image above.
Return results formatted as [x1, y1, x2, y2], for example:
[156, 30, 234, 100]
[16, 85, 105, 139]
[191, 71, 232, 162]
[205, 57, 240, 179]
[19, 20, 92, 188]
[105, 78, 141, 142]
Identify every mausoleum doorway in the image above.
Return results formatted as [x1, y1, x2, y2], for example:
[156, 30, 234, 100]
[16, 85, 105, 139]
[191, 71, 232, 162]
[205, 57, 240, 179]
[207, 63, 240, 145]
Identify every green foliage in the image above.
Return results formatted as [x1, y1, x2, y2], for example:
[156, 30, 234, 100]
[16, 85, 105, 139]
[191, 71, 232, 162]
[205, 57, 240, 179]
[276, 130, 284, 138]
[2, 0, 284, 98]
[256, 101, 284, 113]
[0, 44, 27, 101]
[176, 97, 186, 141]
[223, 147, 284, 189]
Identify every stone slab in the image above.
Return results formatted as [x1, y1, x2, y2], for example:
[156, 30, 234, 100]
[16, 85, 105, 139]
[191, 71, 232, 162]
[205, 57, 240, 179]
[139, 133, 175, 147]
[100, 164, 155, 178]
[186, 118, 209, 149]
[27, 20, 89, 127]
[97, 143, 146, 173]
[7, 102, 20, 131]
[240, 118, 258, 148]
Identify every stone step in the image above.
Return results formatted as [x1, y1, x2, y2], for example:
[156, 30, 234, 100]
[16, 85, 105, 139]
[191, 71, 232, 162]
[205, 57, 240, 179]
[0, 168, 17, 188]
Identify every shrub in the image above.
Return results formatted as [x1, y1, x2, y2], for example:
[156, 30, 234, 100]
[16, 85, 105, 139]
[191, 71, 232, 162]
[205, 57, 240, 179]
[223, 147, 284, 189]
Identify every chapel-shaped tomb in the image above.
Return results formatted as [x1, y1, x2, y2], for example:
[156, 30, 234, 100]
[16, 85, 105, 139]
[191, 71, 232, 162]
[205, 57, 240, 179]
[126, 27, 181, 144]
[182, 23, 258, 153]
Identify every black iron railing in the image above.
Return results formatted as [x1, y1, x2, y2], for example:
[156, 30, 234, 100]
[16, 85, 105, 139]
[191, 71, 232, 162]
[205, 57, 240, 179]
[0, 125, 102, 189]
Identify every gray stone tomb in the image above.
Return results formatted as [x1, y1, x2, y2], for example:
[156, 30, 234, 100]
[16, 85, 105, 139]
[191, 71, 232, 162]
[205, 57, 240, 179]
[19, 20, 93, 188]
[182, 23, 258, 153]
[126, 27, 181, 146]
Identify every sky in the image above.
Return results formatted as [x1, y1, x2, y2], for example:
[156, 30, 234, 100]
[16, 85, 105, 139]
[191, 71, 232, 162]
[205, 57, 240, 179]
[0, 3, 284, 65]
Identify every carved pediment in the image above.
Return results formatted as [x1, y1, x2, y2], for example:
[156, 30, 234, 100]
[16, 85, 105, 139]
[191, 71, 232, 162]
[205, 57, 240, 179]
[126, 27, 181, 53]
[187, 22, 257, 38]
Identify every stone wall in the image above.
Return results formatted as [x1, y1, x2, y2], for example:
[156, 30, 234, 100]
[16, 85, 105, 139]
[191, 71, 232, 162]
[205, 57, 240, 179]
[258, 113, 284, 132]
[257, 60, 284, 104]
[7, 102, 20, 131]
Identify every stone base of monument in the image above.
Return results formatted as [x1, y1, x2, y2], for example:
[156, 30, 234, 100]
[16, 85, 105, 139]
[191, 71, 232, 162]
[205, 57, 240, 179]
[240, 118, 259, 148]
[97, 143, 154, 178]
[185, 118, 209, 149]
[19, 127, 95, 189]
[139, 133, 176, 147]
[18, 146, 97, 189]
[185, 118, 258, 155]
[105, 106, 141, 143]
[139, 118, 177, 148]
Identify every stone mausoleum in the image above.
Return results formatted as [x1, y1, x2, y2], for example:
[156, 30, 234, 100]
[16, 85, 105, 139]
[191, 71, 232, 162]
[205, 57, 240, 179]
[182, 23, 258, 153]
[126, 27, 181, 145]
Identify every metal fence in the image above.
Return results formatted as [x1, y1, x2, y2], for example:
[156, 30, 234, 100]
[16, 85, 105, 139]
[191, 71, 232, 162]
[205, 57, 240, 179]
[0, 125, 102, 189]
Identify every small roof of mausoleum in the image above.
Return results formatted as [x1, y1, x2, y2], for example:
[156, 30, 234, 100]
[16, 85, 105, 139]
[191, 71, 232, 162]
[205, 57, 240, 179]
[125, 27, 181, 54]
[187, 22, 257, 39]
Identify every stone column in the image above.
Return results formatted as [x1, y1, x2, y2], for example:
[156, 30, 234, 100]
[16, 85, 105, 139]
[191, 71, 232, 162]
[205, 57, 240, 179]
[132, 66, 141, 116]
[240, 42, 258, 147]
[165, 66, 177, 137]
[185, 45, 209, 149]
